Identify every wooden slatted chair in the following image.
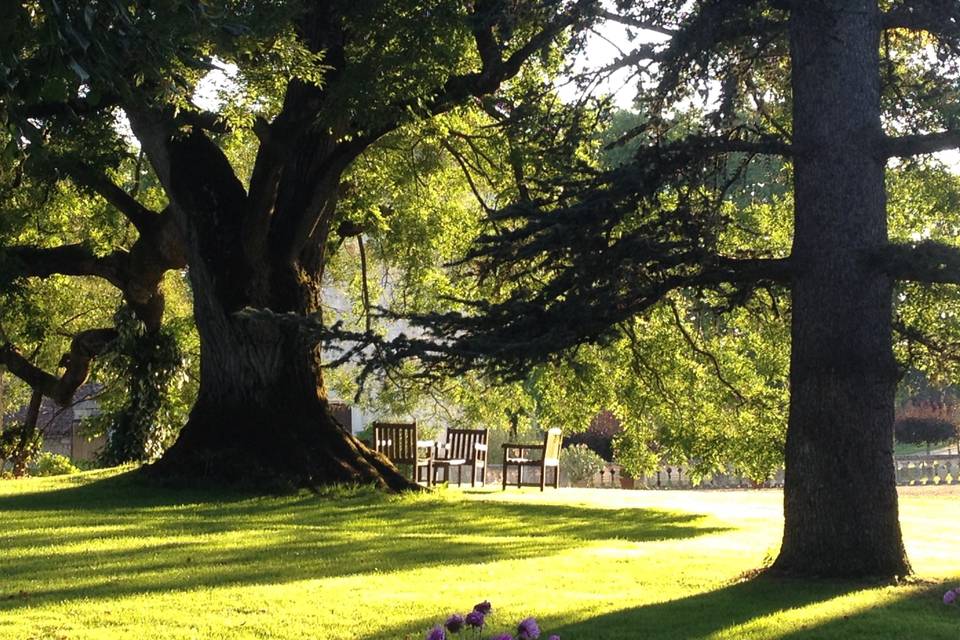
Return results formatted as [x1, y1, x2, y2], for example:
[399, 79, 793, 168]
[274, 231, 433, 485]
[501, 428, 563, 491]
[433, 428, 489, 487]
[373, 421, 433, 485]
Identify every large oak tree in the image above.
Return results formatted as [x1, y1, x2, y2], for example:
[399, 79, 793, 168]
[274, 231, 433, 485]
[1, 0, 598, 488]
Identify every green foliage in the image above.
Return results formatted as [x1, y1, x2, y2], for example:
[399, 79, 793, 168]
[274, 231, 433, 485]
[29, 451, 79, 476]
[560, 443, 605, 486]
[894, 417, 959, 448]
[612, 422, 660, 479]
[91, 307, 190, 464]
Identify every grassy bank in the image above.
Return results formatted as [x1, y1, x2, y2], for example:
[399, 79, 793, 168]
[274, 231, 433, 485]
[0, 470, 957, 639]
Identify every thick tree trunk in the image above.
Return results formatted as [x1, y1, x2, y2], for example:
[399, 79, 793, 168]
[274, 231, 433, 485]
[144, 131, 414, 491]
[147, 305, 411, 490]
[771, 0, 910, 578]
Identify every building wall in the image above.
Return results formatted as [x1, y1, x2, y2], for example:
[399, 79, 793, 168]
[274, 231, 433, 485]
[40, 423, 105, 462]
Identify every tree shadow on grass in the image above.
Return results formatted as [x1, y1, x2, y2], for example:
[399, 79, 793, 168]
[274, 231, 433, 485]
[0, 472, 728, 612]
[537, 576, 958, 640]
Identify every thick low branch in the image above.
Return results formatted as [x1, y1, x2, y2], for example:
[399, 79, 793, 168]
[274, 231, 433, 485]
[0, 328, 117, 406]
[2, 244, 127, 288]
[883, 131, 960, 158]
[879, 241, 960, 284]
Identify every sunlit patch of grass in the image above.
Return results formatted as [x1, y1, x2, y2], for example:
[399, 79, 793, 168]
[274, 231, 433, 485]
[0, 471, 958, 639]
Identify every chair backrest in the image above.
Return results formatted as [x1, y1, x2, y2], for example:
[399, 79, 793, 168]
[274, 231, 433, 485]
[373, 422, 418, 463]
[445, 428, 488, 460]
[543, 428, 563, 466]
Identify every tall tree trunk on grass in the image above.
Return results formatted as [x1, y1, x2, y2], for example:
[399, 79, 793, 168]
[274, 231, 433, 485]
[139, 129, 412, 490]
[771, 0, 910, 577]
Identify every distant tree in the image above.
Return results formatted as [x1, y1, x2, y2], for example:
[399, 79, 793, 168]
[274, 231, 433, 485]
[894, 417, 959, 454]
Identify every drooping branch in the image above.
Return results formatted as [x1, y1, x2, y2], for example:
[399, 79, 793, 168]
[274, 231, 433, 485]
[883, 131, 960, 158]
[0, 327, 117, 406]
[878, 241, 960, 284]
[402, 254, 792, 379]
[20, 94, 120, 120]
[646, 0, 787, 104]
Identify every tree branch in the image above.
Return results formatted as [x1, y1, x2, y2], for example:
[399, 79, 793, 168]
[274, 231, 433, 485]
[882, 1, 960, 39]
[883, 131, 960, 158]
[69, 166, 161, 234]
[592, 8, 677, 36]
[0, 328, 117, 406]
[893, 318, 960, 365]
[2, 244, 127, 288]
[879, 241, 960, 284]
[21, 94, 120, 120]
[667, 298, 746, 405]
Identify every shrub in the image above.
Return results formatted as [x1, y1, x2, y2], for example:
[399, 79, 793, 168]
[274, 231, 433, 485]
[894, 417, 959, 450]
[30, 452, 80, 476]
[561, 443, 606, 486]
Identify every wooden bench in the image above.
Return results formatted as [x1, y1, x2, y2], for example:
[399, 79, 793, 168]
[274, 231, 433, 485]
[433, 428, 489, 487]
[502, 428, 562, 491]
[373, 421, 433, 485]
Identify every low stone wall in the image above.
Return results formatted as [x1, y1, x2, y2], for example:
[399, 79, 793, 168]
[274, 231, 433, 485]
[895, 454, 960, 485]
[472, 456, 959, 490]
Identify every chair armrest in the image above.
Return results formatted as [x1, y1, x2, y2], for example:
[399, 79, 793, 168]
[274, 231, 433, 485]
[502, 443, 545, 451]
[417, 440, 435, 461]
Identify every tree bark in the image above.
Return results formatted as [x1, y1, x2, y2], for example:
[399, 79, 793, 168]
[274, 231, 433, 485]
[141, 130, 412, 491]
[771, 0, 910, 578]
[11, 390, 42, 477]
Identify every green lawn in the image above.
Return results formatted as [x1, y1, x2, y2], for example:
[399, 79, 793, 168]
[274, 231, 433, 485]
[1, 470, 958, 639]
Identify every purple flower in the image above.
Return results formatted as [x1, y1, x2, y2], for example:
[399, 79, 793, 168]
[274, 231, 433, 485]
[517, 617, 540, 640]
[465, 610, 485, 628]
[548, 636, 560, 640]
[491, 635, 513, 640]
[945, 590, 958, 605]
[426, 625, 447, 640]
[473, 600, 493, 615]
[445, 614, 465, 633]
